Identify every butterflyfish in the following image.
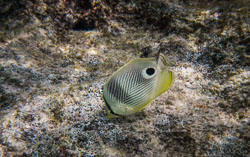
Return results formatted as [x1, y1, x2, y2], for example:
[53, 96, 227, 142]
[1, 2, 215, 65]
[103, 52, 174, 118]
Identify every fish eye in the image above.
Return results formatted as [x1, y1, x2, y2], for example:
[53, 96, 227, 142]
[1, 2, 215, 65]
[142, 67, 157, 79]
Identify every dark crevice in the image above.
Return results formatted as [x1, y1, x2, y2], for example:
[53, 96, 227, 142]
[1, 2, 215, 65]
[72, 19, 96, 31]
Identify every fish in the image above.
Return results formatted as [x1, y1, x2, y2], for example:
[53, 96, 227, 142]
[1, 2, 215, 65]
[103, 52, 174, 119]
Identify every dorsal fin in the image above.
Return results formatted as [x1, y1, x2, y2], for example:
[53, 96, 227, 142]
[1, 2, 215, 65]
[156, 50, 167, 66]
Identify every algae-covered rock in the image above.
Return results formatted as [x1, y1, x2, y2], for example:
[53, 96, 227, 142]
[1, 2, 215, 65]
[0, 0, 249, 156]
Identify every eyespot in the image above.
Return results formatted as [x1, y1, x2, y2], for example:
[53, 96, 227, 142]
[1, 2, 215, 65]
[142, 67, 157, 79]
[146, 68, 155, 76]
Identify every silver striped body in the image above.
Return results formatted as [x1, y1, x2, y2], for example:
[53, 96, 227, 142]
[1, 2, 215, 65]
[104, 58, 159, 116]
[105, 62, 156, 105]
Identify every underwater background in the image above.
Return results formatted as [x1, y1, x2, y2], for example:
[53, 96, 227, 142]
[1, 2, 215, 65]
[0, 0, 249, 156]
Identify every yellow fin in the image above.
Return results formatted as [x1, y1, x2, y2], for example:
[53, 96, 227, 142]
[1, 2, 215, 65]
[105, 106, 120, 119]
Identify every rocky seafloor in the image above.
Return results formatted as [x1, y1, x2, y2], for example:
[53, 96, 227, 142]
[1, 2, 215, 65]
[0, 0, 249, 156]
